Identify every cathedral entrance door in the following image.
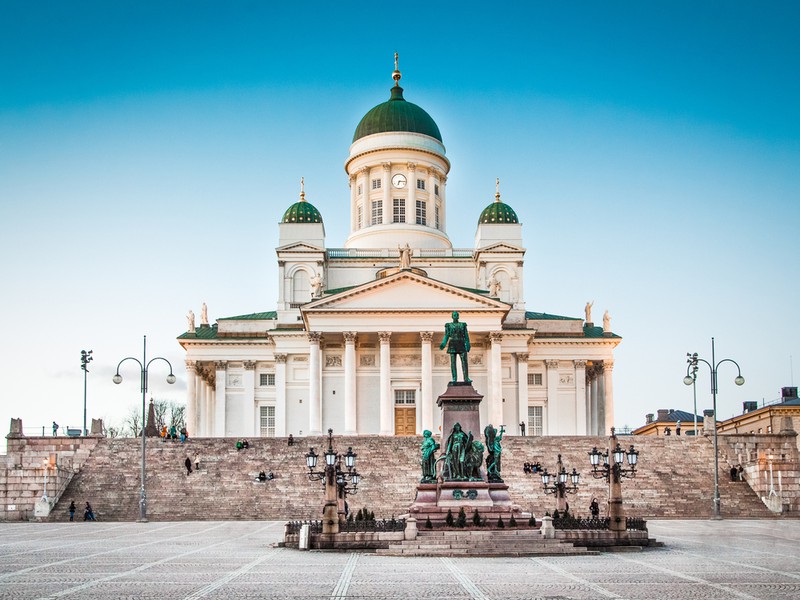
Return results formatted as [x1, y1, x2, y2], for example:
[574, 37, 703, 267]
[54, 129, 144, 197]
[394, 407, 416, 436]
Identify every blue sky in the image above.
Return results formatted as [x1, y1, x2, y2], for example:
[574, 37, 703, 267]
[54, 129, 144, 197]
[1, 1, 798, 446]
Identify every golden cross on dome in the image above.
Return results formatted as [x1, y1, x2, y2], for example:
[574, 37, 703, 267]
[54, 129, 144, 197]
[392, 52, 402, 86]
[495, 177, 501, 202]
[300, 177, 305, 201]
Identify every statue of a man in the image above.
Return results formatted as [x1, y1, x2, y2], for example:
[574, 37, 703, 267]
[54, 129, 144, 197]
[487, 274, 501, 297]
[444, 422, 470, 481]
[201, 302, 209, 326]
[187, 310, 195, 332]
[440, 311, 471, 383]
[398, 243, 412, 269]
[420, 430, 440, 483]
[603, 310, 611, 333]
[310, 272, 323, 298]
[584, 301, 594, 323]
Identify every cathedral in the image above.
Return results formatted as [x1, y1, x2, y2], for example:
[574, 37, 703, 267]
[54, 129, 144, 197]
[178, 58, 620, 439]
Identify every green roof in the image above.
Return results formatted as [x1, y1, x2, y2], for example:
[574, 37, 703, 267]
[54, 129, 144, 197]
[281, 200, 322, 224]
[479, 201, 519, 224]
[353, 86, 442, 142]
[526, 311, 582, 321]
[178, 324, 218, 340]
[218, 311, 277, 321]
[583, 325, 621, 339]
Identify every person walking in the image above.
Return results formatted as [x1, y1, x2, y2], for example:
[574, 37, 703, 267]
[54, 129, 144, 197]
[184, 457, 193, 475]
[194, 453, 200, 471]
[52, 421, 58, 436]
[84, 502, 96, 521]
[519, 421, 526, 436]
[68, 500, 76, 522]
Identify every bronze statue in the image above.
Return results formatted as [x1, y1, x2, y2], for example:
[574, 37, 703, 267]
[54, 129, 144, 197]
[484, 424, 505, 482]
[465, 440, 485, 481]
[420, 430, 440, 483]
[443, 422, 471, 481]
[440, 311, 471, 383]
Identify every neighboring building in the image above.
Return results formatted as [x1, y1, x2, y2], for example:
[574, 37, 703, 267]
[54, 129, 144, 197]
[178, 60, 621, 439]
[632, 408, 703, 436]
[717, 387, 800, 438]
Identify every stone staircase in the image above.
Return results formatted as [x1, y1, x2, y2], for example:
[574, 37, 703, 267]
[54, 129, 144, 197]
[376, 529, 594, 556]
[48, 434, 776, 522]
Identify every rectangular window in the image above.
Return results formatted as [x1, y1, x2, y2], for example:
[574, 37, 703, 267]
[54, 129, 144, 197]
[434, 184, 439, 196]
[393, 199, 405, 223]
[371, 178, 382, 190]
[416, 179, 425, 190]
[528, 406, 543, 436]
[357, 184, 362, 196]
[528, 373, 543, 386]
[435, 204, 440, 229]
[395, 389, 416, 405]
[371, 200, 382, 225]
[357, 205, 363, 229]
[415, 200, 426, 225]
[260, 373, 275, 386]
[260, 406, 275, 437]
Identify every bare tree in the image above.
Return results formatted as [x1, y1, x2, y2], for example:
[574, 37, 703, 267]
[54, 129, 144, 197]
[122, 406, 142, 437]
[153, 400, 169, 430]
[170, 403, 186, 429]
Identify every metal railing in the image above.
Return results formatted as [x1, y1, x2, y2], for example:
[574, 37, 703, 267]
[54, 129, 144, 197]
[285, 518, 406, 535]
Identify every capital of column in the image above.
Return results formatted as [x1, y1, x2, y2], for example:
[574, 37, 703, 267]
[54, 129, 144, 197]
[407, 162, 417, 172]
[349, 174, 356, 185]
[214, 361, 227, 371]
[274, 354, 287, 364]
[378, 331, 392, 343]
[545, 360, 559, 370]
[343, 331, 358, 344]
[420, 331, 434, 343]
[382, 162, 392, 172]
[308, 331, 322, 344]
[574, 360, 587, 369]
[603, 360, 614, 371]
[185, 360, 197, 372]
[359, 166, 370, 176]
[515, 353, 529, 362]
[243, 361, 256, 370]
[489, 331, 503, 344]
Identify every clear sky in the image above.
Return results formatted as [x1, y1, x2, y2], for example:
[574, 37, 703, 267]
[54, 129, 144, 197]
[1, 1, 798, 449]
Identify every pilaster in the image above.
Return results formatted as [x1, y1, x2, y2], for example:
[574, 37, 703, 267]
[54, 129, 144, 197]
[489, 332, 503, 427]
[344, 332, 358, 434]
[516, 353, 529, 433]
[420, 331, 434, 432]
[214, 361, 227, 437]
[379, 332, 393, 435]
[545, 360, 559, 435]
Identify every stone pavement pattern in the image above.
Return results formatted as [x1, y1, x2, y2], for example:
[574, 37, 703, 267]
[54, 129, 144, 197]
[0, 520, 799, 599]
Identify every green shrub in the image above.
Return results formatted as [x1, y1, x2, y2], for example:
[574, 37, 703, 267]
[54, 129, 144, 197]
[425, 516, 433, 529]
[497, 516, 505, 528]
[472, 509, 482, 527]
[509, 515, 517, 527]
[445, 509, 454, 527]
[456, 507, 467, 528]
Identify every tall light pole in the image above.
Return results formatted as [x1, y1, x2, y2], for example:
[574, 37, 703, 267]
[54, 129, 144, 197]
[112, 335, 176, 522]
[685, 353, 698, 435]
[684, 337, 744, 519]
[81, 350, 93, 436]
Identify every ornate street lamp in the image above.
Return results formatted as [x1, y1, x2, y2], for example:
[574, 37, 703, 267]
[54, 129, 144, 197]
[305, 428, 360, 534]
[539, 454, 580, 512]
[112, 335, 176, 522]
[588, 428, 639, 535]
[684, 337, 744, 519]
[80, 349, 93, 436]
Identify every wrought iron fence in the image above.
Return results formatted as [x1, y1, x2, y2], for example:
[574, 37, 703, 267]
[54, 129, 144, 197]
[626, 517, 648, 531]
[285, 520, 322, 534]
[285, 518, 406, 535]
[553, 516, 610, 530]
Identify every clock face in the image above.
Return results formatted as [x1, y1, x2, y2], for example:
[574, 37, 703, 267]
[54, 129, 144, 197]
[391, 174, 407, 188]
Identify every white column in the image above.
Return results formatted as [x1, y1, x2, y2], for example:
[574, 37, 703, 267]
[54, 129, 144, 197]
[349, 174, 357, 233]
[420, 331, 434, 432]
[204, 370, 214, 436]
[198, 372, 207, 436]
[275, 354, 289, 435]
[408, 162, 417, 221]
[516, 353, 529, 433]
[209, 388, 216, 437]
[427, 169, 437, 229]
[243, 361, 256, 437]
[590, 367, 599, 435]
[358, 167, 369, 230]
[439, 173, 447, 232]
[574, 360, 587, 435]
[379, 332, 393, 435]
[344, 332, 358, 434]
[545, 360, 559, 435]
[381, 163, 391, 225]
[308, 333, 321, 434]
[603, 361, 615, 436]
[214, 361, 227, 437]
[489, 332, 503, 427]
[185, 360, 197, 437]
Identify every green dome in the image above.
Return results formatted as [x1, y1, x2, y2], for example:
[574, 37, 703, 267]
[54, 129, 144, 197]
[478, 201, 519, 225]
[353, 86, 442, 143]
[281, 199, 323, 224]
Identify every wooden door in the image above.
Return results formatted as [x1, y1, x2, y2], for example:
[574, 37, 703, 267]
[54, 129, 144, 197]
[394, 407, 416, 436]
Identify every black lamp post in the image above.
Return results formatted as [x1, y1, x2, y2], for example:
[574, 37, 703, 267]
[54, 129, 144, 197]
[112, 335, 176, 522]
[80, 349, 93, 436]
[588, 428, 639, 535]
[305, 428, 360, 534]
[539, 454, 580, 513]
[684, 337, 744, 519]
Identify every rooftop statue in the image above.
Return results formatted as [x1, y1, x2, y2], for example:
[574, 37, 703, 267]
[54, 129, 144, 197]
[440, 311, 471, 384]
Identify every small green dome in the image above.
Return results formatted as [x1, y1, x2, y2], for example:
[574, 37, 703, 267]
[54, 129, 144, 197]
[478, 201, 519, 225]
[281, 199, 323, 224]
[353, 86, 442, 143]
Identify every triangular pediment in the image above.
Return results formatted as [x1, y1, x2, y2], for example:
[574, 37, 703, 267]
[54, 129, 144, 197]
[474, 242, 525, 253]
[276, 242, 325, 253]
[302, 271, 509, 332]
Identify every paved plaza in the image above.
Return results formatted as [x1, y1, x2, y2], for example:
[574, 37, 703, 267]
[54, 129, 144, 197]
[0, 520, 799, 599]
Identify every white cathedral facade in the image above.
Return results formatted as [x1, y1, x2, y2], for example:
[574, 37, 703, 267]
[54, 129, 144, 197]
[179, 62, 620, 439]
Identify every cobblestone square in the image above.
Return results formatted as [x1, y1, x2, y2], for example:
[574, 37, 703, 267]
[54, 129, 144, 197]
[1, 520, 799, 599]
